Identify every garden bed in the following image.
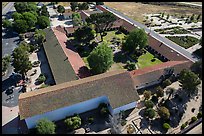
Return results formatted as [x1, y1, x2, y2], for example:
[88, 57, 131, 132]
[166, 36, 199, 49]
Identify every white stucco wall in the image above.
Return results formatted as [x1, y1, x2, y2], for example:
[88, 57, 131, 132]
[25, 96, 109, 129]
[113, 101, 137, 114]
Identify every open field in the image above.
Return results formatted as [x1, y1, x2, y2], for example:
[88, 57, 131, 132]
[2, 2, 8, 8]
[104, 2, 202, 24]
[137, 50, 162, 68]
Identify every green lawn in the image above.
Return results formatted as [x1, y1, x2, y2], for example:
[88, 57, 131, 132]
[96, 30, 126, 44]
[137, 51, 162, 69]
[166, 36, 199, 49]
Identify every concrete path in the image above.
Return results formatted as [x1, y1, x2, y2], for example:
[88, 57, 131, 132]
[186, 123, 202, 134]
[178, 2, 202, 7]
[2, 2, 15, 15]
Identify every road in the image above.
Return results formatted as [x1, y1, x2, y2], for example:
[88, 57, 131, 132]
[2, 2, 19, 81]
[101, 5, 199, 63]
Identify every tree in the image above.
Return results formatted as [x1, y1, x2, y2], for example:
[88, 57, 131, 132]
[166, 14, 170, 20]
[72, 13, 82, 27]
[143, 90, 151, 100]
[12, 46, 32, 80]
[179, 69, 201, 95]
[57, 5, 65, 15]
[96, 2, 104, 5]
[73, 25, 95, 44]
[156, 86, 164, 97]
[34, 29, 46, 45]
[78, 2, 89, 10]
[87, 42, 113, 74]
[39, 5, 50, 17]
[22, 12, 37, 28]
[197, 14, 201, 21]
[162, 79, 172, 88]
[36, 118, 56, 134]
[18, 41, 31, 52]
[70, 2, 78, 11]
[37, 16, 50, 29]
[144, 108, 156, 119]
[191, 60, 202, 79]
[190, 14, 195, 22]
[64, 115, 81, 130]
[13, 19, 29, 33]
[11, 12, 23, 20]
[122, 28, 148, 54]
[2, 19, 12, 29]
[86, 12, 117, 41]
[14, 2, 28, 13]
[166, 87, 176, 100]
[14, 2, 37, 13]
[144, 100, 154, 108]
[2, 55, 11, 73]
[161, 13, 164, 18]
[158, 106, 170, 120]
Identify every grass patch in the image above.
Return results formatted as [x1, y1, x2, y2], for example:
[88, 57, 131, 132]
[137, 50, 162, 68]
[97, 30, 126, 44]
[166, 36, 199, 49]
[82, 57, 90, 69]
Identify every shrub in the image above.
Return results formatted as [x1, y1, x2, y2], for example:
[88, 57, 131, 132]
[163, 123, 171, 130]
[121, 120, 127, 126]
[151, 95, 158, 103]
[88, 117, 94, 124]
[197, 112, 202, 119]
[64, 115, 81, 130]
[36, 119, 56, 134]
[144, 108, 156, 119]
[125, 61, 136, 71]
[190, 116, 197, 124]
[156, 86, 164, 97]
[181, 122, 188, 130]
[162, 79, 172, 88]
[144, 100, 154, 108]
[143, 90, 151, 100]
[37, 74, 46, 83]
[98, 103, 109, 116]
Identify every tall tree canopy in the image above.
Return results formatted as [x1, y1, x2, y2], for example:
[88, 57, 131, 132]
[158, 106, 170, 120]
[11, 12, 23, 21]
[72, 13, 82, 27]
[2, 55, 11, 73]
[22, 12, 37, 28]
[38, 5, 50, 17]
[122, 28, 148, 54]
[78, 2, 89, 10]
[73, 25, 95, 44]
[179, 69, 201, 94]
[87, 42, 113, 74]
[57, 5, 65, 15]
[13, 19, 29, 33]
[12, 46, 32, 79]
[34, 29, 46, 45]
[2, 19, 12, 29]
[86, 12, 117, 41]
[37, 16, 50, 29]
[14, 2, 38, 13]
[70, 2, 78, 11]
[190, 60, 202, 79]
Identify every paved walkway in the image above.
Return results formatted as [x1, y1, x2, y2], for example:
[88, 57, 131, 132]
[52, 28, 91, 78]
[161, 34, 200, 39]
[186, 43, 202, 53]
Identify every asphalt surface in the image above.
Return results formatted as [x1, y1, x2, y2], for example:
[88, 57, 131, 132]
[102, 5, 199, 63]
[2, 2, 19, 81]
